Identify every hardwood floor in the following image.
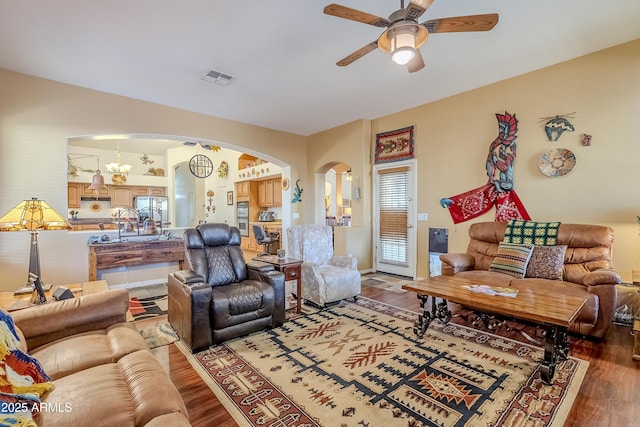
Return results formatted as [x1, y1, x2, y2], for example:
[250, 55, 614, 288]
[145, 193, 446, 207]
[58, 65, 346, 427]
[143, 284, 640, 427]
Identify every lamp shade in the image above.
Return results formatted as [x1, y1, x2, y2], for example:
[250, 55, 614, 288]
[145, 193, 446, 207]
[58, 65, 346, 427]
[0, 198, 71, 231]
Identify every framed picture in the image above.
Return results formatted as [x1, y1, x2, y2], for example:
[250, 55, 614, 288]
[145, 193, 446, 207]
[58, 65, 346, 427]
[375, 125, 415, 163]
[227, 191, 234, 205]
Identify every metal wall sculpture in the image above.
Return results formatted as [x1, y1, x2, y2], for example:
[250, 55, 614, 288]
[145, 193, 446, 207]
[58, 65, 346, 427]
[440, 112, 530, 224]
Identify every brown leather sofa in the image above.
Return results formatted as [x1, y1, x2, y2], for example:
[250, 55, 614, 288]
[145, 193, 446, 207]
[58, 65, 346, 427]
[439, 221, 621, 339]
[9, 289, 191, 426]
[168, 223, 286, 352]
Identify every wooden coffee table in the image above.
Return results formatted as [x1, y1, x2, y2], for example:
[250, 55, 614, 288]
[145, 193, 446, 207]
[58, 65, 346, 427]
[402, 275, 588, 384]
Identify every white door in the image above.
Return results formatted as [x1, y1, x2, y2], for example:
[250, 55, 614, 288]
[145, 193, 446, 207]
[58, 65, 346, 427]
[373, 160, 417, 278]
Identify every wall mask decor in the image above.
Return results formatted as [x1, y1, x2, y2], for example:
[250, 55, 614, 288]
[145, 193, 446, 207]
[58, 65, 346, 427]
[581, 133, 592, 146]
[540, 113, 575, 141]
[440, 111, 530, 224]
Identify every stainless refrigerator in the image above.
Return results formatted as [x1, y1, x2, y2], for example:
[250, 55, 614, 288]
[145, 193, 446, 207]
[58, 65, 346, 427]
[135, 196, 169, 226]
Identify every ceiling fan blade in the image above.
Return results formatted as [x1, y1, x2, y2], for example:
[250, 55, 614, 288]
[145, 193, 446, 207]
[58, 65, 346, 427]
[407, 50, 425, 73]
[423, 13, 499, 33]
[324, 4, 390, 28]
[337, 41, 379, 66]
[405, 0, 435, 21]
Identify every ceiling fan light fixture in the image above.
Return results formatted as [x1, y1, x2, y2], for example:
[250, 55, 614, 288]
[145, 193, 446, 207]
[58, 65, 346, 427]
[390, 27, 416, 65]
[392, 46, 415, 65]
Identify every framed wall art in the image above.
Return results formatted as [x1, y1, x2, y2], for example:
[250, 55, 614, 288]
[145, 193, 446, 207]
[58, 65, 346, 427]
[375, 126, 414, 163]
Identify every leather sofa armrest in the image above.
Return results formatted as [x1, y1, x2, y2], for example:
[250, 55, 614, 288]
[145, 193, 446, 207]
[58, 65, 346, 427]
[11, 289, 129, 351]
[173, 269, 205, 284]
[439, 253, 475, 275]
[329, 255, 358, 269]
[168, 273, 212, 352]
[247, 269, 286, 325]
[247, 261, 276, 273]
[583, 269, 622, 286]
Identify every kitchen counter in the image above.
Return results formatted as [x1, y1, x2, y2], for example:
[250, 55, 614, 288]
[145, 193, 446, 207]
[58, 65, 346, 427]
[69, 217, 115, 224]
[69, 218, 117, 231]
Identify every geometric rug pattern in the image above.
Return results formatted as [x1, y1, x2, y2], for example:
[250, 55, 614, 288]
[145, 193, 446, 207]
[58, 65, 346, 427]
[127, 283, 168, 320]
[138, 322, 180, 349]
[178, 297, 587, 426]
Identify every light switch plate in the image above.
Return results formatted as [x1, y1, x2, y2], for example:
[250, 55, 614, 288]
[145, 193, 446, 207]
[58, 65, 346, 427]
[418, 213, 428, 221]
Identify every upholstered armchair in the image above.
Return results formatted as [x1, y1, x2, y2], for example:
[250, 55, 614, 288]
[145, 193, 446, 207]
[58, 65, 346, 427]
[287, 224, 361, 307]
[168, 223, 286, 352]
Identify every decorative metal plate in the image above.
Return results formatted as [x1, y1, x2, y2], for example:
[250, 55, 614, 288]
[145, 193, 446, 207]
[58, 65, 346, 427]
[538, 148, 576, 177]
[189, 154, 213, 178]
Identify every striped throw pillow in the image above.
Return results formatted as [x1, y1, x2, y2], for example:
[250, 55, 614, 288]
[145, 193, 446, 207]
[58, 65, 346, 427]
[488, 242, 534, 279]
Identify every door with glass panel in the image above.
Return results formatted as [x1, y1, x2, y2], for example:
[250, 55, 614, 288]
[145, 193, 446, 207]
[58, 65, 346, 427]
[373, 160, 417, 278]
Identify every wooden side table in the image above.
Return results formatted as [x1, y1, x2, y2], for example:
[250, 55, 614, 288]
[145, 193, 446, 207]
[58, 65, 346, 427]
[0, 280, 109, 312]
[252, 255, 303, 314]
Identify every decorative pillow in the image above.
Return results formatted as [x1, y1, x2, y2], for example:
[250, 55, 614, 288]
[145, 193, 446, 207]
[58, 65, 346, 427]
[503, 219, 561, 246]
[525, 245, 567, 280]
[488, 242, 534, 279]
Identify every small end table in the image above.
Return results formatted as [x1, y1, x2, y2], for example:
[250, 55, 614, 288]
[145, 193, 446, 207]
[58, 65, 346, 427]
[252, 255, 303, 313]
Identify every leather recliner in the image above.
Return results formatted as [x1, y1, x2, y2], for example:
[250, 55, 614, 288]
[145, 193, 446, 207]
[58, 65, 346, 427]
[168, 223, 286, 352]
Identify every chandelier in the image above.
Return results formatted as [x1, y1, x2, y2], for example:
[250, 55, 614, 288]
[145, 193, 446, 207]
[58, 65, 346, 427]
[105, 142, 131, 185]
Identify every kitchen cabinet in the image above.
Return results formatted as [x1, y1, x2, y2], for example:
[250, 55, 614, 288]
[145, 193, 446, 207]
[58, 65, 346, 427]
[273, 179, 282, 206]
[134, 186, 166, 197]
[68, 183, 81, 208]
[257, 177, 282, 207]
[236, 181, 250, 201]
[257, 181, 267, 207]
[81, 182, 110, 198]
[110, 186, 133, 208]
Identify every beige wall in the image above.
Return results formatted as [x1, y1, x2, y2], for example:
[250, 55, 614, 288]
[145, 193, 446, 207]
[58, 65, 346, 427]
[308, 119, 373, 270]
[0, 70, 307, 290]
[1, 37, 639, 290]
[371, 38, 640, 280]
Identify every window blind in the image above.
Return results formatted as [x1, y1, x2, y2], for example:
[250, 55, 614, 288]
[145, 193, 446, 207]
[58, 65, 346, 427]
[377, 166, 409, 266]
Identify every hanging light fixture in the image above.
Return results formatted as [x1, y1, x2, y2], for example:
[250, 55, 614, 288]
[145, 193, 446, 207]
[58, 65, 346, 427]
[378, 21, 429, 66]
[105, 141, 131, 185]
[68, 154, 108, 192]
[87, 157, 107, 191]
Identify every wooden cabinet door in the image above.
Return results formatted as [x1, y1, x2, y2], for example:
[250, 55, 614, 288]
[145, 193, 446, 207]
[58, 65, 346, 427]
[81, 182, 110, 197]
[257, 181, 266, 206]
[149, 186, 166, 196]
[273, 179, 282, 206]
[265, 180, 274, 206]
[68, 183, 81, 208]
[236, 181, 250, 201]
[111, 186, 133, 207]
[133, 186, 149, 196]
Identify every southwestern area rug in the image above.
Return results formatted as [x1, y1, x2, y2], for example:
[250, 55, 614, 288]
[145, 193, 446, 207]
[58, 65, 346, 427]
[177, 297, 587, 427]
[127, 283, 168, 320]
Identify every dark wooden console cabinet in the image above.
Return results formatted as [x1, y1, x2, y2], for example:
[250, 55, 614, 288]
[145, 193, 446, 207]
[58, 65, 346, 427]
[89, 239, 185, 281]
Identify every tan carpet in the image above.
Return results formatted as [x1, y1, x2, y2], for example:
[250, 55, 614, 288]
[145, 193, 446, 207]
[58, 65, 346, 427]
[177, 297, 587, 426]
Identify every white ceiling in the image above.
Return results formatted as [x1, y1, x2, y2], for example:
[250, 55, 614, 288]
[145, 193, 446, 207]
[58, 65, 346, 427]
[1, 1, 639, 136]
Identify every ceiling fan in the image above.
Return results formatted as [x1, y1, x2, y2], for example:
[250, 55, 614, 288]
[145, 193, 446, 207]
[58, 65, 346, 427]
[324, 0, 499, 73]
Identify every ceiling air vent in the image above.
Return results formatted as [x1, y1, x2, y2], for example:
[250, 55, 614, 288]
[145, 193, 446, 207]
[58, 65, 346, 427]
[203, 69, 235, 86]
